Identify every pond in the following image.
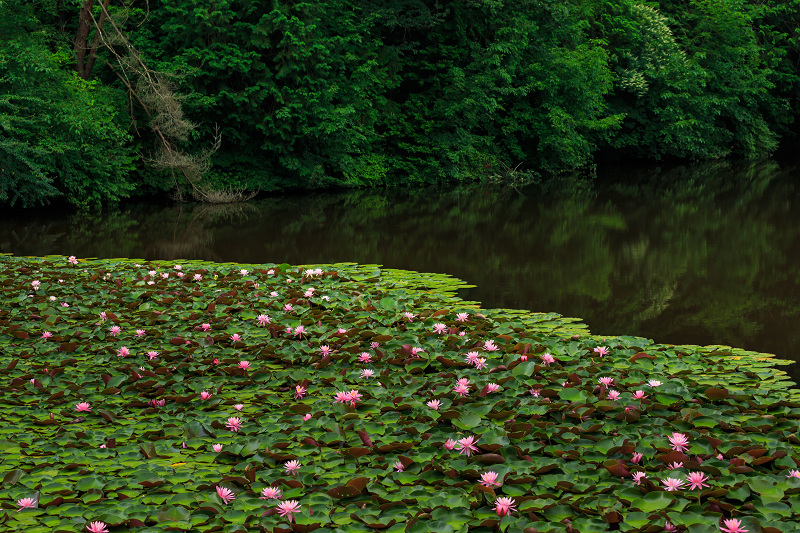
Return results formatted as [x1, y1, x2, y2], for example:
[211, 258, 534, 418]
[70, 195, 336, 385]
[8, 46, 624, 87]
[2, 159, 799, 384]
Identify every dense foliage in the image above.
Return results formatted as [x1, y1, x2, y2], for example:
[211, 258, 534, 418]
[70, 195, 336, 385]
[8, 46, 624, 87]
[1, 0, 800, 206]
[1, 255, 799, 533]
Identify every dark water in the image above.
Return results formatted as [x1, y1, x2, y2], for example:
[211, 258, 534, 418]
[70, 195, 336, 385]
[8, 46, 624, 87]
[2, 160, 800, 384]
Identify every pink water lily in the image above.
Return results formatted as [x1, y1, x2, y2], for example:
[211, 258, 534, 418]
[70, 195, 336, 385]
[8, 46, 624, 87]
[117, 346, 130, 357]
[238, 360, 250, 370]
[465, 351, 481, 365]
[16, 497, 36, 510]
[75, 402, 92, 412]
[632, 472, 647, 485]
[403, 312, 416, 321]
[226, 417, 242, 432]
[360, 369, 375, 379]
[276, 500, 301, 523]
[109, 325, 121, 336]
[720, 519, 748, 533]
[68, 256, 78, 265]
[493, 496, 516, 517]
[541, 352, 555, 365]
[661, 477, 685, 491]
[607, 390, 621, 400]
[147, 350, 159, 360]
[598, 377, 614, 387]
[216, 486, 235, 504]
[295, 385, 307, 400]
[86, 521, 108, 533]
[686, 471, 710, 490]
[41, 331, 53, 339]
[786, 469, 800, 478]
[456, 435, 480, 457]
[593, 346, 610, 356]
[456, 312, 469, 321]
[443, 439, 456, 450]
[201, 323, 211, 332]
[320, 345, 332, 356]
[212, 444, 223, 452]
[632, 390, 648, 400]
[284, 460, 301, 475]
[483, 340, 498, 351]
[486, 383, 500, 393]
[256, 314, 271, 326]
[260, 486, 282, 499]
[668, 432, 690, 452]
[233, 403, 244, 411]
[393, 461, 405, 472]
[479, 471, 501, 487]
[631, 452, 643, 464]
[200, 391, 212, 400]
[426, 399, 442, 410]
[358, 352, 372, 363]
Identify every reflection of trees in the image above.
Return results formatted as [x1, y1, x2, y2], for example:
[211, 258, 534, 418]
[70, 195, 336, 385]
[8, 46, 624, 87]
[1, 161, 799, 382]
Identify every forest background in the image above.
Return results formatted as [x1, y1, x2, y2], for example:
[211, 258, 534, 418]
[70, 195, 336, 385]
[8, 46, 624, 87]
[1, 0, 799, 210]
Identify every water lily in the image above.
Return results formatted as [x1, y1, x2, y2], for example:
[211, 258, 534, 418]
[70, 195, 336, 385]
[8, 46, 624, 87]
[493, 496, 516, 517]
[16, 497, 36, 510]
[276, 500, 301, 523]
[216, 486, 235, 504]
[86, 521, 108, 533]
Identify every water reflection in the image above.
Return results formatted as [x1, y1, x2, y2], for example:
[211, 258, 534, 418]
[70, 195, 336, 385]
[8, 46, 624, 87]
[1, 160, 799, 384]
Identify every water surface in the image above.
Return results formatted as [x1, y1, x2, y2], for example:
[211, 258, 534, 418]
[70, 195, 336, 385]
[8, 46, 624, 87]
[2, 160, 799, 384]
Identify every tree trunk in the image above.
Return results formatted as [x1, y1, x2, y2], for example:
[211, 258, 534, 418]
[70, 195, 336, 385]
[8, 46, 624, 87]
[74, 0, 110, 79]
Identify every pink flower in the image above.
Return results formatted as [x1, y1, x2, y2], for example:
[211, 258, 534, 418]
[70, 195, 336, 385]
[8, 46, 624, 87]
[668, 462, 684, 470]
[86, 521, 108, 533]
[632, 472, 647, 485]
[212, 358, 219, 365]
[599, 377, 614, 387]
[174, 265, 182, 270]
[453, 381, 471, 397]
[16, 497, 36, 510]
[443, 439, 457, 450]
[256, 314, 271, 326]
[456, 312, 469, 322]
[632, 390, 648, 400]
[347, 390, 362, 408]
[230, 333, 242, 342]
[61, 302, 70, 307]
[394, 461, 405, 472]
[320, 345, 332, 356]
[370, 341, 380, 349]
[302, 413, 312, 421]
[68, 256, 78, 265]
[410, 347, 423, 355]
[519, 355, 527, 361]
[284, 460, 301, 475]
[686, 471, 710, 490]
[465, 351, 481, 365]
[360, 369, 375, 379]
[433, 323, 447, 334]
[136, 329, 146, 337]
[786, 469, 800, 478]
[529, 388, 541, 397]
[541, 352, 555, 365]
[234, 404, 244, 411]
[41, 331, 53, 340]
[260, 486, 282, 499]
[664, 521, 678, 532]
[720, 519, 748, 533]
[594, 346, 610, 356]
[474, 357, 487, 370]
[334, 391, 350, 405]
[75, 402, 91, 412]
[201, 323, 211, 332]
[283, 304, 294, 312]
[493, 496, 516, 517]
[486, 383, 500, 393]
[669, 432, 690, 452]
[240, 269, 249, 275]
[276, 500, 301, 523]
[193, 274, 203, 281]
[270, 291, 279, 297]
[99, 312, 107, 321]
[212, 444, 223, 452]
[483, 340, 498, 351]
[31, 280, 40, 290]
[147, 351, 159, 360]
[456, 435, 480, 457]
[648, 379, 662, 387]
[661, 477, 685, 491]
[295, 385, 307, 400]
[631, 453, 643, 464]
[109, 325, 121, 336]
[238, 360, 250, 370]
[293, 326, 304, 337]
[426, 399, 442, 410]
[403, 312, 416, 321]
[216, 486, 235, 504]
[117, 346, 130, 357]
[607, 390, 621, 400]
[200, 391, 212, 400]
[479, 471, 501, 487]
[358, 352, 372, 363]
[226, 417, 242, 432]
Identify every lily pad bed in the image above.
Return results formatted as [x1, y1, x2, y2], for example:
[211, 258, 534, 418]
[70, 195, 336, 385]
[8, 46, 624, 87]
[1, 254, 800, 533]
